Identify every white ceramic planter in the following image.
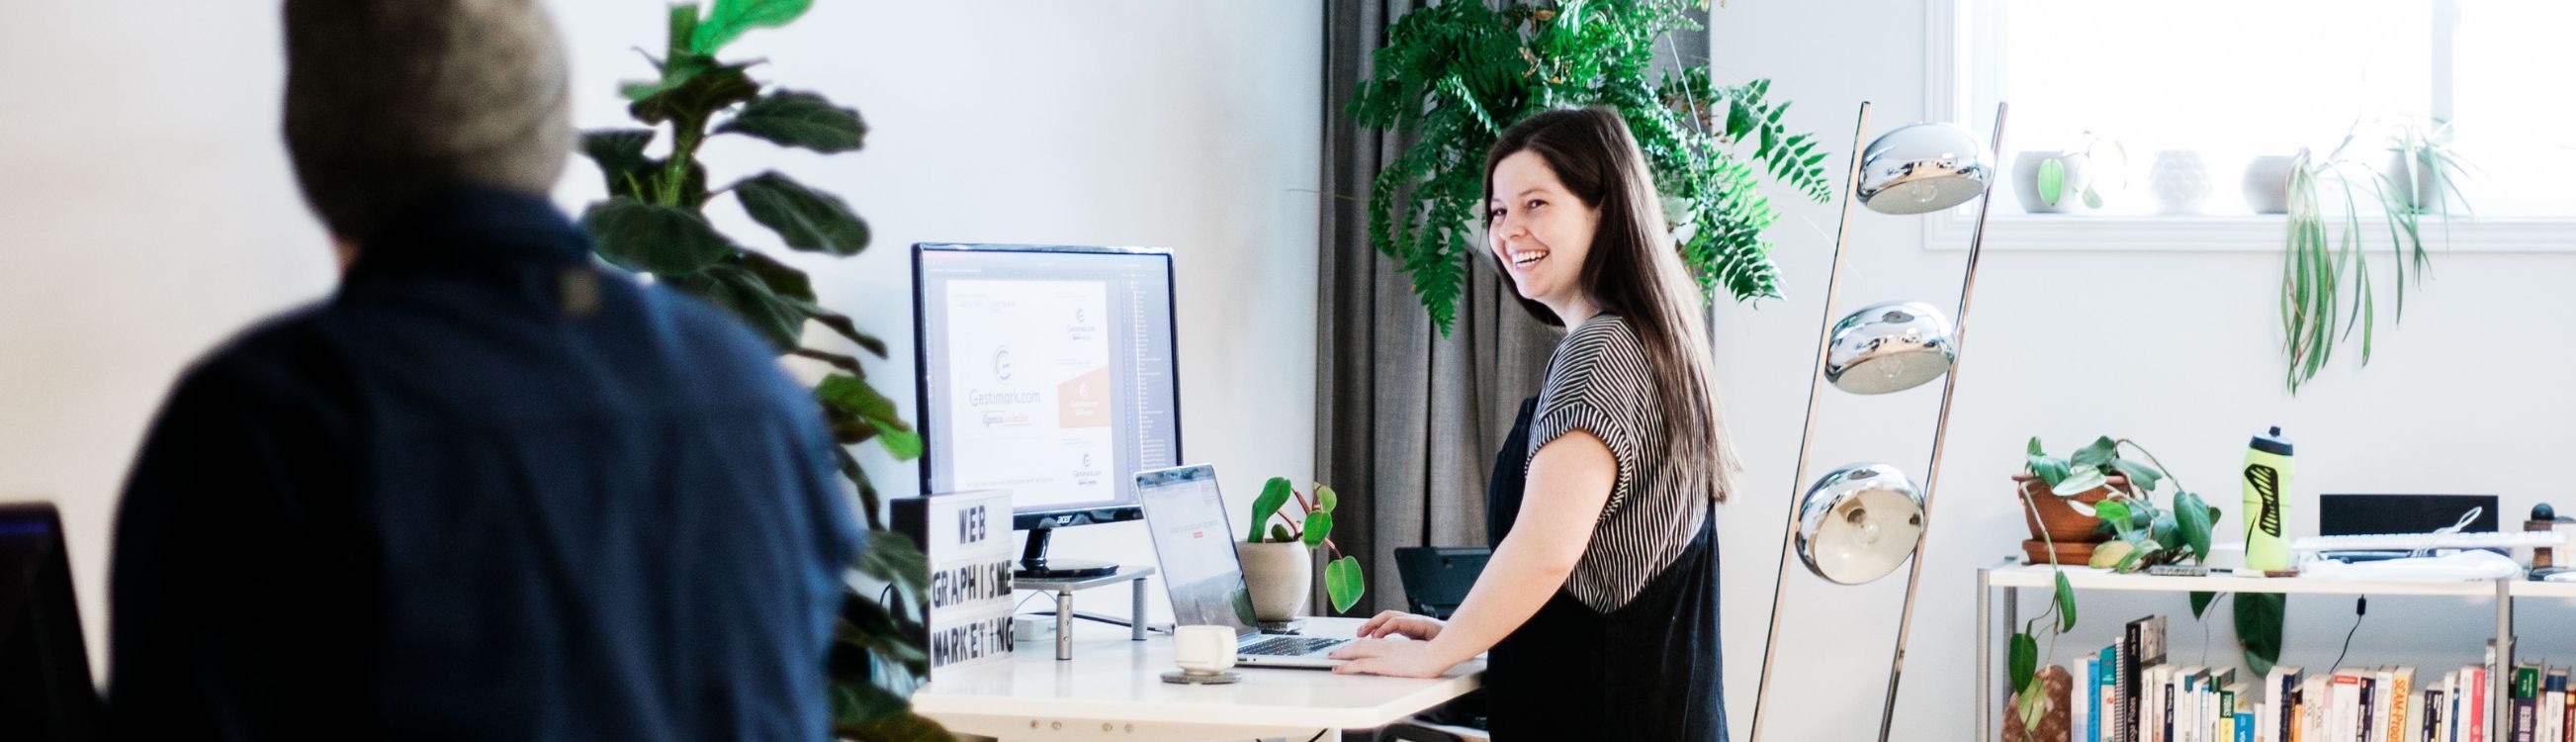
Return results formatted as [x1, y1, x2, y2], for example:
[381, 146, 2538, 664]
[1235, 540, 1312, 621]
[2012, 150, 2098, 214]
[2244, 154, 2296, 215]
[2149, 150, 2212, 215]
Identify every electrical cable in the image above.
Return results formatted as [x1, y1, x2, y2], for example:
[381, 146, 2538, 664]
[2328, 596, 2367, 671]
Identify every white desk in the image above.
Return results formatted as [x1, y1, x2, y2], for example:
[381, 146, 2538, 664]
[913, 617, 1484, 742]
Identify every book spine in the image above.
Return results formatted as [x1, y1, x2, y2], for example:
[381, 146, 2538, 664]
[2517, 665, 2540, 742]
[2127, 621, 2145, 742]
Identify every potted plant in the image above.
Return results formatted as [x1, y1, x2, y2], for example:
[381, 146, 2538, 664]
[573, 3, 939, 738]
[1239, 478, 1366, 619]
[2012, 131, 2127, 214]
[1346, 1, 1831, 333]
[2007, 436, 2284, 732]
[2278, 117, 2473, 393]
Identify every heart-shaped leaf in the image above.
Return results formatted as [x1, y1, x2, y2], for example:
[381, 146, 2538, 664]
[2054, 571, 2078, 632]
[1324, 556, 1366, 613]
[718, 91, 868, 153]
[2007, 631, 2038, 697]
[1301, 510, 1333, 547]
[581, 197, 733, 275]
[682, 262, 806, 352]
[2052, 468, 2108, 498]
[2026, 436, 2045, 457]
[579, 129, 657, 200]
[733, 171, 870, 255]
[2071, 436, 2119, 470]
[1250, 478, 1292, 542]
[2027, 457, 2072, 490]
[629, 62, 758, 126]
[691, 0, 813, 54]
[1269, 523, 1294, 543]
[2189, 591, 2218, 620]
[2236, 593, 2286, 675]
[2038, 157, 2067, 206]
[2174, 490, 2216, 562]
[2108, 457, 2165, 495]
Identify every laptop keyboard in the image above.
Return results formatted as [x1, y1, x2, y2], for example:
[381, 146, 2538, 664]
[1239, 636, 1347, 657]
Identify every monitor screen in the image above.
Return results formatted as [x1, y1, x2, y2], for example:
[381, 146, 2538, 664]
[914, 244, 1181, 522]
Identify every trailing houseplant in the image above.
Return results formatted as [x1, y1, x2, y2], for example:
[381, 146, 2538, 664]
[2279, 117, 2473, 393]
[2008, 436, 2284, 730]
[573, 1, 940, 739]
[1347, 0, 1833, 332]
[1241, 478, 1366, 616]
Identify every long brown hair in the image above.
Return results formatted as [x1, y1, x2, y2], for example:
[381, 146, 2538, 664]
[1484, 107, 1742, 502]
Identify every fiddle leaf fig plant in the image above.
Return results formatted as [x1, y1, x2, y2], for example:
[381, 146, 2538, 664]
[1248, 478, 1366, 613]
[1347, 0, 1832, 333]
[574, 2, 942, 739]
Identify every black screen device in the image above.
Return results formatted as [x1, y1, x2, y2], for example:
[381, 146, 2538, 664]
[1393, 546, 1488, 620]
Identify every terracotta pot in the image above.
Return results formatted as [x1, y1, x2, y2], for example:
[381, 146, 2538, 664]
[2015, 473, 2133, 544]
[2021, 538, 2097, 567]
[1235, 541, 1312, 622]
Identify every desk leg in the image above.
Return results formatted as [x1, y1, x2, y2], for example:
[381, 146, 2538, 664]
[1977, 568, 1991, 742]
[1055, 591, 1073, 661]
[1131, 578, 1147, 641]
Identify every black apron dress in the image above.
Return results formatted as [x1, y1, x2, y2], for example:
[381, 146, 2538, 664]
[1480, 396, 1730, 741]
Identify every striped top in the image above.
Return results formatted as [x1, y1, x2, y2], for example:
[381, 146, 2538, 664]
[1524, 315, 1711, 611]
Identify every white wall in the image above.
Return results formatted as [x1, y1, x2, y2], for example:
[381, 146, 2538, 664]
[0, 0, 1318, 683]
[1710, 2, 2576, 740]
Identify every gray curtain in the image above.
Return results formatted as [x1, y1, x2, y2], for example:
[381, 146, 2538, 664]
[1314, 1, 1710, 616]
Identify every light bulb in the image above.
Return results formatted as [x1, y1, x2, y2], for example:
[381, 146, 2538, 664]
[1911, 182, 1937, 205]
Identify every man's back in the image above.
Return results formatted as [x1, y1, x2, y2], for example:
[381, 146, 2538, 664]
[107, 189, 859, 740]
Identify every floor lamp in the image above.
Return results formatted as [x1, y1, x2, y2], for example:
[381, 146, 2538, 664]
[1746, 101, 2007, 742]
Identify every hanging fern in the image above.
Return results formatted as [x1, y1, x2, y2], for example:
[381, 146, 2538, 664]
[1348, 0, 1831, 332]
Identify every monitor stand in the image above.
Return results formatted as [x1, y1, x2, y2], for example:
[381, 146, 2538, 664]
[1016, 525, 1118, 580]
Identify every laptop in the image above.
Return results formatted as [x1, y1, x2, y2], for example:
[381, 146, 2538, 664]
[1134, 464, 1351, 669]
[0, 503, 102, 741]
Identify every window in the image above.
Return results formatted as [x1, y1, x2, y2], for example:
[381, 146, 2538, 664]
[1932, 0, 2576, 248]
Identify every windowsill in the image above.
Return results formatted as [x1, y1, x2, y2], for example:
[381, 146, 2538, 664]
[1921, 212, 2576, 253]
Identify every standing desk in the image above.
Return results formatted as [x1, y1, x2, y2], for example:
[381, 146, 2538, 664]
[913, 617, 1484, 741]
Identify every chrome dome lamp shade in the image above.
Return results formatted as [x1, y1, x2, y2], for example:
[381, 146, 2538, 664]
[1824, 301, 1957, 395]
[1855, 123, 1994, 215]
[1795, 463, 1927, 585]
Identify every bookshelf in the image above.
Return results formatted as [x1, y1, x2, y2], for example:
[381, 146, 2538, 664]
[1977, 561, 2523, 741]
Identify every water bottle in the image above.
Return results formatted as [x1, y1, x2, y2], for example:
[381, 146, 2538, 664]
[2241, 426, 2294, 571]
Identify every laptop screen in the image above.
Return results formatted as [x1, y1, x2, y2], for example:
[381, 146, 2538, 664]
[1135, 465, 1258, 637]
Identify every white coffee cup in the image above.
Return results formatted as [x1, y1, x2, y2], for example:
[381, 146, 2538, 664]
[1172, 625, 1237, 674]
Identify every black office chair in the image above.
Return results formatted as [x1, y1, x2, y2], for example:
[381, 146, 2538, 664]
[1378, 546, 1491, 742]
[0, 502, 103, 742]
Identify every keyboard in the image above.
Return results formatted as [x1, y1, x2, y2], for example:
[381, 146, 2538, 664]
[2291, 530, 2565, 552]
[1239, 635, 1347, 657]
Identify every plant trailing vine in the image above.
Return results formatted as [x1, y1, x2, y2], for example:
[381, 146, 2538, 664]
[1348, 0, 1833, 333]
[2279, 117, 2472, 393]
[573, 1, 941, 739]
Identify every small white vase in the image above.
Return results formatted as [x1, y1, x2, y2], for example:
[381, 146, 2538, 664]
[2149, 150, 2212, 215]
[1235, 541, 1312, 622]
[2243, 154, 2297, 215]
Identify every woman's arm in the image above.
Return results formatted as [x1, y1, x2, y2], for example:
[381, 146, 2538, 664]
[1330, 428, 1617, 677]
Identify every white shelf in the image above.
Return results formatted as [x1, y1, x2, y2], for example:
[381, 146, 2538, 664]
[2511, 579, 2576, 600]
[1986, 564, 2503, 598]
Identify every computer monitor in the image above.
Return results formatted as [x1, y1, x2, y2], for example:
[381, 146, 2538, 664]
[913, 243, 1182, 578]
[0, 503, 100, 741]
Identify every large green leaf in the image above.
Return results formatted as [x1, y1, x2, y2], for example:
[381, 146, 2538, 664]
[2053, 571, 2077, 632]
[854, 529, 931, 603]
[2051, 468, 2108, 499]
[691, 0, 813, 54]
[2189, 591, 2218, 620]
[581, 197, 734, 275]
[1324, 556, 1366, 613]
[2006, 631, 2038, 700]
[816, 374, 919, 461]
[736, 250, 815, 303]
[2037, 157, 2066, 206]
[2070, 436, 2119, 470]
[733, 171, 870, 254]
[1249, 478, 1292, 542]
[2173, 490, 2216, 562]
[833, 712, 950, 742]
[2235, 593, 2286, 676]
[578, 129, 657, 200]
[1315, 485, 1338, 513]
[629, 62, 759, 126]
[2108, 457, 2166, 495]
[677, 263, 803, 352]
[1301, 510, 1334, 548]
[718, 91, 868, 153]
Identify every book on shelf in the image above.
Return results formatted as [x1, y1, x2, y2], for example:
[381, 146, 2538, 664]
[2515, 663, 2541, 742]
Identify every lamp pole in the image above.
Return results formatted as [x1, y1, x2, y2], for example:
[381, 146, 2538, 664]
[1873, 101, 2006, 742]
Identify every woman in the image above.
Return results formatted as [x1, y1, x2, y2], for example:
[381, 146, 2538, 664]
[1328, 106, 1743, 741]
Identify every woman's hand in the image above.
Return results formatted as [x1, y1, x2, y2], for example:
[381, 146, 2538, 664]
[1355, 610, 1444, 640]
[1328, 638, 1456, 679]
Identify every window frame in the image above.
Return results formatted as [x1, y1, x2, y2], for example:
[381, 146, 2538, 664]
[1921, 0, 2576, 254]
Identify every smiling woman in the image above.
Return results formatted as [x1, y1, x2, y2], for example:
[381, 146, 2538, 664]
[1329, 107, 1744, 742]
